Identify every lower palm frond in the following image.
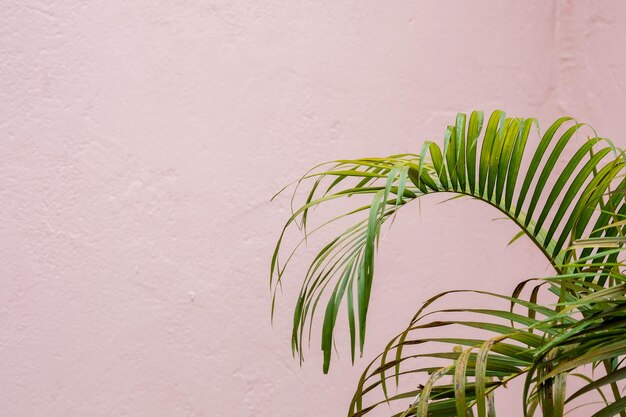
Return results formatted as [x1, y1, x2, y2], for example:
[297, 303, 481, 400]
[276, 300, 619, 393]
[349, 278, 626, 417]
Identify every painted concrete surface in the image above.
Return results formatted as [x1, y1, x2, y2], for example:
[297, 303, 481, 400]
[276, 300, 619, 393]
[1, 1, 625, 416]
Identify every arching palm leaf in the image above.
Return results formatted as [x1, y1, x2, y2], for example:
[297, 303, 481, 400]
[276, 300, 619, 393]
[270, 110, 626, 416]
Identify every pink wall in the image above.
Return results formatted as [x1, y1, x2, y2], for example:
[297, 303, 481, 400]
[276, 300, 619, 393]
[2, 1, 626, 416]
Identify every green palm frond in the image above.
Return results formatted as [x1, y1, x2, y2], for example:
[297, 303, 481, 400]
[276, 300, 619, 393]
[350, 289, 549, 417]
[270, 110, 626, 416]
[349, 280, 626, 417]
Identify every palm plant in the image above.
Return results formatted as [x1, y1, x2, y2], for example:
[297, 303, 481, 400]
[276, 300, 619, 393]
[270, 110, 626, 417]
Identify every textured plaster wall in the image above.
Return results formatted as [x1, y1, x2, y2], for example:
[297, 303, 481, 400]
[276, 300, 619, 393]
[1, 1, 626, 416]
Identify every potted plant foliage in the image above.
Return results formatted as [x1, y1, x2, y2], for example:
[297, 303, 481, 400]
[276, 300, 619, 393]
[271, 110, 626, 417]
